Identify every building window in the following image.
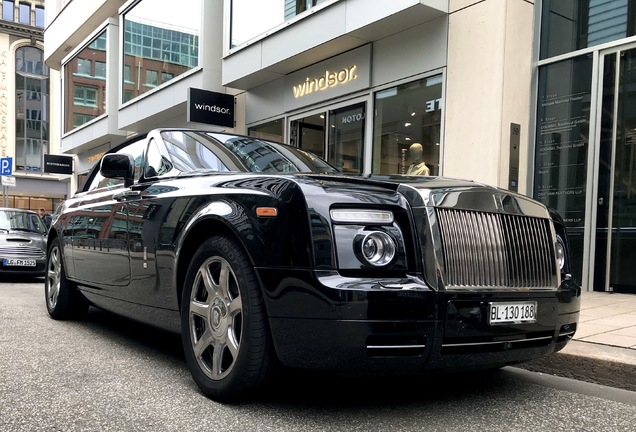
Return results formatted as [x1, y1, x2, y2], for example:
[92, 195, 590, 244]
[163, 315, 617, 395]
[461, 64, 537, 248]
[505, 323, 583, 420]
[34, 5, 43, 28]
[541, 0, 636, 59]
[122, 0, 200, 103]
[123, 90, 133, 103]
[64, 29, 107, 132]
[231, 0, 326, 48]
[15, 47, 49, 173]
[123, 65, 133, 83]
[18, 2, 29, 25]
[372, 75, 443, 176]
[3, 0, 14, 21]
[88, 32, 106, 50]
[74, 85, 97, 107]
[73, 113, 96, 127]
[161, 72, 173, 83]
[76, 58, 91, 76]
[145, 69, 158, 87]
[95, 61, 106, 79]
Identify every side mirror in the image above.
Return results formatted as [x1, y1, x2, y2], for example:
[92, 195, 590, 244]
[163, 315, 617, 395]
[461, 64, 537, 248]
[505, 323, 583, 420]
[100, 153, 135, 187]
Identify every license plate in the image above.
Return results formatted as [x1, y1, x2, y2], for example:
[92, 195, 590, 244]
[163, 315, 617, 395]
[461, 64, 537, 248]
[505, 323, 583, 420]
[3, 258, 36, 267]
[488, 302, 537, 325]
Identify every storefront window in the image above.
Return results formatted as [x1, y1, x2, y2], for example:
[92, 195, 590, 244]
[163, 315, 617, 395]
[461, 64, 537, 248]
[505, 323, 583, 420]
[122, 0, 200, 103]
[231, 0, 328, 48]
[15, 46, 49, 172]
[248, 119, 284, 143]
[533, 55, 593, 284]
[541, 0, 636, 60]
[372, 76, 443, 176]
[64, 29, 107, 133]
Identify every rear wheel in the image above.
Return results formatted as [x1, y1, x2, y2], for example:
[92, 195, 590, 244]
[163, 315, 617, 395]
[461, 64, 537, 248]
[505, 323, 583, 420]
[45, 238, 89, 320]
[181, 235, 278, 401]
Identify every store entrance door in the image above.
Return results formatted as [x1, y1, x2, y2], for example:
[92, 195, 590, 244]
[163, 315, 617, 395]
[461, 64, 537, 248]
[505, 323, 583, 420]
[289, 101, 366, 174]
[594, 47, 636, 293]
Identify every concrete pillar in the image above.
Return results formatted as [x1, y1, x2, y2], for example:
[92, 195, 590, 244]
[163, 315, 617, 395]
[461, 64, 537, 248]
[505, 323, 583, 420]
[444, 0, 534, 194]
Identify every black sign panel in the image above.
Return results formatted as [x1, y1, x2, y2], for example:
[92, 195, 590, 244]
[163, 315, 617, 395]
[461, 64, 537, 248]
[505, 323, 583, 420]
[187, 88, 235, 128]
[44, 154, 74, 175]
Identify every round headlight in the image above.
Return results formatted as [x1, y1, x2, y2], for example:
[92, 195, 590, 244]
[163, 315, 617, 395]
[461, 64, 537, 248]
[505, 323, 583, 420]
[555, 235, 566, 271]
[359, 231, 396, 267]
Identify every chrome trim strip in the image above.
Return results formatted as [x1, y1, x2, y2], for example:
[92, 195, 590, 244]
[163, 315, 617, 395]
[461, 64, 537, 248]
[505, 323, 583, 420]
[441, 336, 553, 348]
[558, 331, 576, 337]
[367, 345, 427, 349]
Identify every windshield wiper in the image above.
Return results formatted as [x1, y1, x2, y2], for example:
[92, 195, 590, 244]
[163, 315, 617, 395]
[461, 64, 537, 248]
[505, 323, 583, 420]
[0, 228, 8, 233]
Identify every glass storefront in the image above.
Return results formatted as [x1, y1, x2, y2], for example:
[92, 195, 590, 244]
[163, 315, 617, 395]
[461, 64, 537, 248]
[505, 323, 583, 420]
[122, 0, 200, 103]
[231, 0, 329, 48]
[536, 0, 636, 293]
[534, 55, 593, 285]
[248, 119, 284, 143]
[372, 76, 443, 175]
[288, 101, 367, 174]
[64, 30, 107, 132]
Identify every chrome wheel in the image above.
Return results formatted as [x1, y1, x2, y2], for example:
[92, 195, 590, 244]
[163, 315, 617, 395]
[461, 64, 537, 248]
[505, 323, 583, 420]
[47, 245, 62, 310]
[189, 256, 243, 381]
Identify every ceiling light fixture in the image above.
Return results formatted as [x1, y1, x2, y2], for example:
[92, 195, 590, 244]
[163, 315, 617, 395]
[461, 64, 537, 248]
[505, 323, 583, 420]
[411, 112, 416, 117]
[320, 115, 324, 119]
[406, 138, 411, 141]
[405, 123, 411, 127]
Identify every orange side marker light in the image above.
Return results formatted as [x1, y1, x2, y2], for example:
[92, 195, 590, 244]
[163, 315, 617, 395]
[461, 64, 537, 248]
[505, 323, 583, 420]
[256, 207, 278, 217]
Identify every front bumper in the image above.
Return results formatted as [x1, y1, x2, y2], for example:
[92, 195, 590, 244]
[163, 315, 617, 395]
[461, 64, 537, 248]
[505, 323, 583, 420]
[258, 269, 580, 373]
[0, 256, 46, 276]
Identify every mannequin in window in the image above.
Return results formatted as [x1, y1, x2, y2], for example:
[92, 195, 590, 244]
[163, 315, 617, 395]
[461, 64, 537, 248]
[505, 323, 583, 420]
[406, 143, 430, 176]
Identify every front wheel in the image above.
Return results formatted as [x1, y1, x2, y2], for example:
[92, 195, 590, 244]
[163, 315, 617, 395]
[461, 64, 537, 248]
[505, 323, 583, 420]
[45, 237, 88, 320]
[181, 235, 278, 401]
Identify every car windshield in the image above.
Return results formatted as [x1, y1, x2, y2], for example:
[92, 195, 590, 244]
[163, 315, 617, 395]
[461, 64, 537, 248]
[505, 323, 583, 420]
[160, 131, 338, 174]
[0, 210, 46, 233]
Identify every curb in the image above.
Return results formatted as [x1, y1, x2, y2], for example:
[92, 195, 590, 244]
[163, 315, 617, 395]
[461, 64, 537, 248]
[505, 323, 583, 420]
[517, 340, 636, 392]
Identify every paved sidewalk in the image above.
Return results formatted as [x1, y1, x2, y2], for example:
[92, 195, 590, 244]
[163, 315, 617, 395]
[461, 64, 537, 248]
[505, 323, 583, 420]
[575, 291, 636, 349]
[519, 291, 636, 391]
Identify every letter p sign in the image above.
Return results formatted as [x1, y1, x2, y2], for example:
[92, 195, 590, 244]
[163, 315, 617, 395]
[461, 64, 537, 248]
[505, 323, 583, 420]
[0, 157, 12, 176]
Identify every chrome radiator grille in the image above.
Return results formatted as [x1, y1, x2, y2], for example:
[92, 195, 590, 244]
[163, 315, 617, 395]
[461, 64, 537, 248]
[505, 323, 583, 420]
[0, 246, 45, 257]
[436, 209, 556, 289]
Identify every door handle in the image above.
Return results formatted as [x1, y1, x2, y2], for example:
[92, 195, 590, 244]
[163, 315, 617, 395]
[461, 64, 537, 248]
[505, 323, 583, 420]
[113, 190, 142, 202]
[598, 197, 604, 206]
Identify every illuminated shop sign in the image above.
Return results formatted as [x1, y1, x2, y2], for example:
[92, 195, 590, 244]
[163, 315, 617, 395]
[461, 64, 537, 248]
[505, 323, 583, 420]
[292, 66, 358, 98]
[283, 45, 371, 112]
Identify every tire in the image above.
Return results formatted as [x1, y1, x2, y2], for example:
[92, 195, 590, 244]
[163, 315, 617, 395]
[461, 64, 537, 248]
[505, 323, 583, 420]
[181, 235, 278, 401]
[45, 237, 89, 320]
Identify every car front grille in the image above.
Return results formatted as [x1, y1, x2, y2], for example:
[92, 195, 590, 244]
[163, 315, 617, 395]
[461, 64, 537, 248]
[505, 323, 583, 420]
[436, 209, 557, 289]
[0, 246, 45, 257]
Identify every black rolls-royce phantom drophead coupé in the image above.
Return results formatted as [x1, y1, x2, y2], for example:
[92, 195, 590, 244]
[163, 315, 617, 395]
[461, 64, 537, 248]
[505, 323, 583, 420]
[45, 129, 580, 401]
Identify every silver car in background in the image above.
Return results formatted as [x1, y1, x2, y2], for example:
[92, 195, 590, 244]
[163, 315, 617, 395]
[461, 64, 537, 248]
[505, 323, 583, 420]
[0, 208, 47, 277]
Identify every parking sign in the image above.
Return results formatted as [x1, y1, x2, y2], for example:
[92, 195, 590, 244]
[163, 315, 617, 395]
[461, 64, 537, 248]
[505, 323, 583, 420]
[0, 157, 12, 176]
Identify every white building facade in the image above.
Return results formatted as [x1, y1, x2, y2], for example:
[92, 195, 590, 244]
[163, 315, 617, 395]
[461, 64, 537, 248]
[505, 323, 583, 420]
[44, 0, 636, 294]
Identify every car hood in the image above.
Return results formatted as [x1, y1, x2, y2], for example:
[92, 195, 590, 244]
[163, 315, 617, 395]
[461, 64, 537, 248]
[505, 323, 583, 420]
[297, 174, 550, 219]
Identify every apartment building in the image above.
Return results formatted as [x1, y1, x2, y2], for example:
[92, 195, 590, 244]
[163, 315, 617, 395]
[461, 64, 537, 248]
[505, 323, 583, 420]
[1, 0, 67, 212]
[43, 0, 636, 294]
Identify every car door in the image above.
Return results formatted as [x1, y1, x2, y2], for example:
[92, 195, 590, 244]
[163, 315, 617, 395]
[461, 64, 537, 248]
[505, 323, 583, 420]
[72, 138, 147, 291]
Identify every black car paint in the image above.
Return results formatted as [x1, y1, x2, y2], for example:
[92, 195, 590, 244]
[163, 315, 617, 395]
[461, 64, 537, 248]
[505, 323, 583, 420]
[49, 131, 580, 374]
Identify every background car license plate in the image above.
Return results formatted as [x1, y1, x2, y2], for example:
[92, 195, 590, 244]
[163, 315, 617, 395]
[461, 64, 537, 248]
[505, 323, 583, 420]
[3, 258, 36, 267]
[488, 302, 537, 325]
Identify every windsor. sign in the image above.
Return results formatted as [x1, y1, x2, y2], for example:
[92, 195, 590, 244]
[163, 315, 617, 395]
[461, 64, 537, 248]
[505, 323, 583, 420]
[187, 88, 235, 128]
[284, 44, 371, 112]
[292, 66, 358, 98]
